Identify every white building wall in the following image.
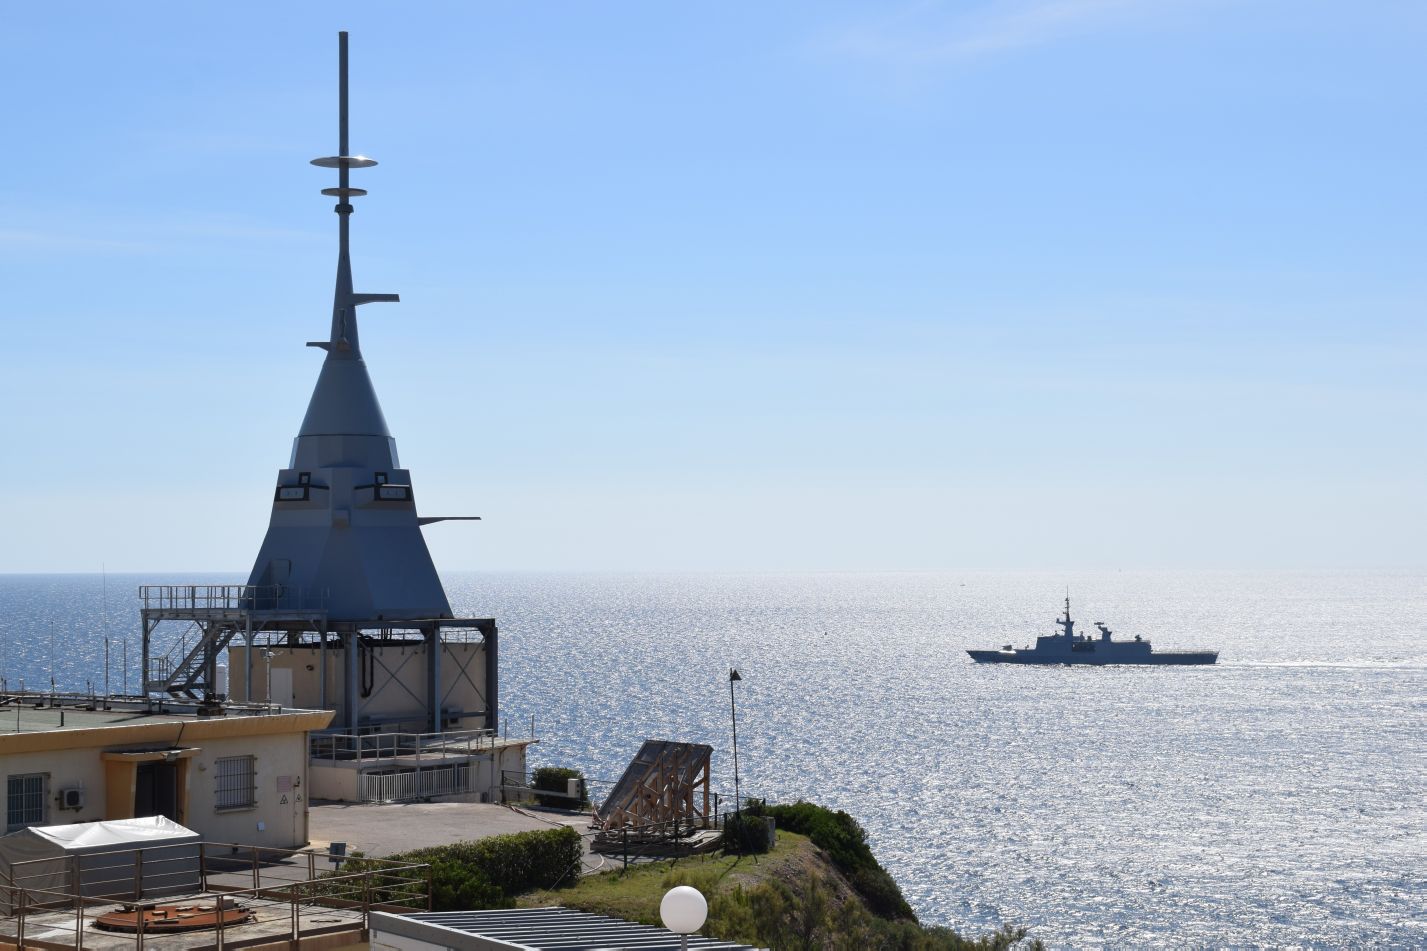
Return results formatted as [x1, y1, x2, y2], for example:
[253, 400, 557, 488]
[230, 642, 490, 732]
[309, 763, 359, 801]
[0, 715, 328, 850]
[186, 732, 313, 847]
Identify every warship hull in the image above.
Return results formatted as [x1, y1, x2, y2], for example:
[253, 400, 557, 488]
[967, 649, 1218, 665]
[970, 597, 1220, 665]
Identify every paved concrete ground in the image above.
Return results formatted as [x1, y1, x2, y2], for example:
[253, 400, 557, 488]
[309, 800, 592, 858]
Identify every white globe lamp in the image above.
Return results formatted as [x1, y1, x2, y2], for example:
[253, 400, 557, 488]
[660, 885, 708, 949]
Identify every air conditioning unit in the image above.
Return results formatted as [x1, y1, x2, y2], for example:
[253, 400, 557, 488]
[59, 788, 84, 811]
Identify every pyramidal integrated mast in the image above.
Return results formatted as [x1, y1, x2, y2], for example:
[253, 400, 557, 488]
[248, 31, 461, 619]
[141, 35, 500, 754]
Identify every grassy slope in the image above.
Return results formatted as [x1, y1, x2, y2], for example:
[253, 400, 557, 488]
[515, 831, 830, 925]
[515, 833, 1043, 950]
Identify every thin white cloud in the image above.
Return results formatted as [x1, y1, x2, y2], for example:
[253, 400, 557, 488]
[166, 220, 322, 243]
[0, 229, 157, 254]
[0, 218, 320, 256]
[815, 0, 1208, 65]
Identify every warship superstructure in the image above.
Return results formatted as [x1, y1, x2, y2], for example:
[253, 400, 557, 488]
[968, 597, 1218, 665]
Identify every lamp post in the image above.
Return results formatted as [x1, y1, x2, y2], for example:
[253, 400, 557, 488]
[661, 885, 707, 951]
[261, 649, 274, 712]
[728, 667, 742, 814]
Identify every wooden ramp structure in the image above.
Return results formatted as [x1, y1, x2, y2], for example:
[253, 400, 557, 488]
[595, 740, 713, 835]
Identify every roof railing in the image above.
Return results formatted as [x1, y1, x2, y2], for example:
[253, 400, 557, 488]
[309, 728, 499, 763]
[139, 585, 328, 613]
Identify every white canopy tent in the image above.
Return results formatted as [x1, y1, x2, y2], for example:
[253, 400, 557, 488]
[0, 816, 201, 913]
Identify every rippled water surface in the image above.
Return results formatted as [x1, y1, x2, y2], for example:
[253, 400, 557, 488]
[2, 570, 1424, 948]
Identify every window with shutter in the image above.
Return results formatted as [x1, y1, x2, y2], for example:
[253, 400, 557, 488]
[215, 756, 255, 809]
[6, 774, 46, 832]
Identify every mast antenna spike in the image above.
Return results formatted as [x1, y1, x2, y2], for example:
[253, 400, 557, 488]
[307, 30, 398, 354]
[339, 30, 349, 159]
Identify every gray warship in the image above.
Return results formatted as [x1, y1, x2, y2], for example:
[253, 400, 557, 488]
[968, 597, 1218, 665]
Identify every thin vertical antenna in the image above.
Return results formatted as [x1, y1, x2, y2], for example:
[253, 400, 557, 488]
[310, 31, 395, 354]
[338, 31, 350, 265]
[339, 31, 349, 172]
[102, 564, 110, 700]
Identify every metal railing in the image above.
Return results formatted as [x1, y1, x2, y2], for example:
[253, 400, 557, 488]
[361, 764, 473, 802]
[0, 839, 428, 949]
[310, 728, 498, 763]
[143, 618, 203, 686]
[139, 585, 328, 613]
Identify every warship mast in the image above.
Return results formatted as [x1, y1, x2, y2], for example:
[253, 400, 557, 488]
[1057, 595, 1075, 640]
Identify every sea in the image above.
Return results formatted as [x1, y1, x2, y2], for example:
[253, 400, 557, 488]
[1, 570, 1422, 949]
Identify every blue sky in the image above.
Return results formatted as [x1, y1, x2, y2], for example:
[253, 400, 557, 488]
[1, 1, 1423, 571]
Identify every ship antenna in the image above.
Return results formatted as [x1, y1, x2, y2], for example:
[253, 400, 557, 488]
[102, 563, 109, 701]
[308, 31, 398, 356]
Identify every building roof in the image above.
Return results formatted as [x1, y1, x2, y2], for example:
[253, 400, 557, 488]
[0, 698, 332, 754]
[372, 908, 762, 951]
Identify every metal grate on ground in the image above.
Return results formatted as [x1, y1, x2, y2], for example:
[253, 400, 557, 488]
[373, 906, 764, 950]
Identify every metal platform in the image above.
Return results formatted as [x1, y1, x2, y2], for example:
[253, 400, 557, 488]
[141, 585, 498, 736]
[0, 838, 428, 950]
[140, 585, 327, 699]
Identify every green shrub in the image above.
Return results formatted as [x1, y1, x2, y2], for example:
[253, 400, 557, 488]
[723, 810, 772, 855]
[309, 850, 432, 908]
[424, 856, 504, 910]
[407, 825, 584, 903]
[532, 766, 589, 809]
[324, 825, 583, 912]
[757, 801, 916, 922]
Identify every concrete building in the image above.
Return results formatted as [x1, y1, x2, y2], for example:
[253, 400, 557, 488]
[0, 699, 330, 850]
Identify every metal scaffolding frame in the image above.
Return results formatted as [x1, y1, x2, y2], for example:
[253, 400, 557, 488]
[140, 585, 498, 734]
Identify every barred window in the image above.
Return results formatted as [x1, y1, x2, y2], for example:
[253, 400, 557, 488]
[7, 774, 46, 832]
[214, 756, 255, 810]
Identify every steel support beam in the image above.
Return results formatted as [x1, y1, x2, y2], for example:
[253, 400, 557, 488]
[482, 621, 498, 733]
[426, 626, 441, 733]
[343, 629, 359, 728]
